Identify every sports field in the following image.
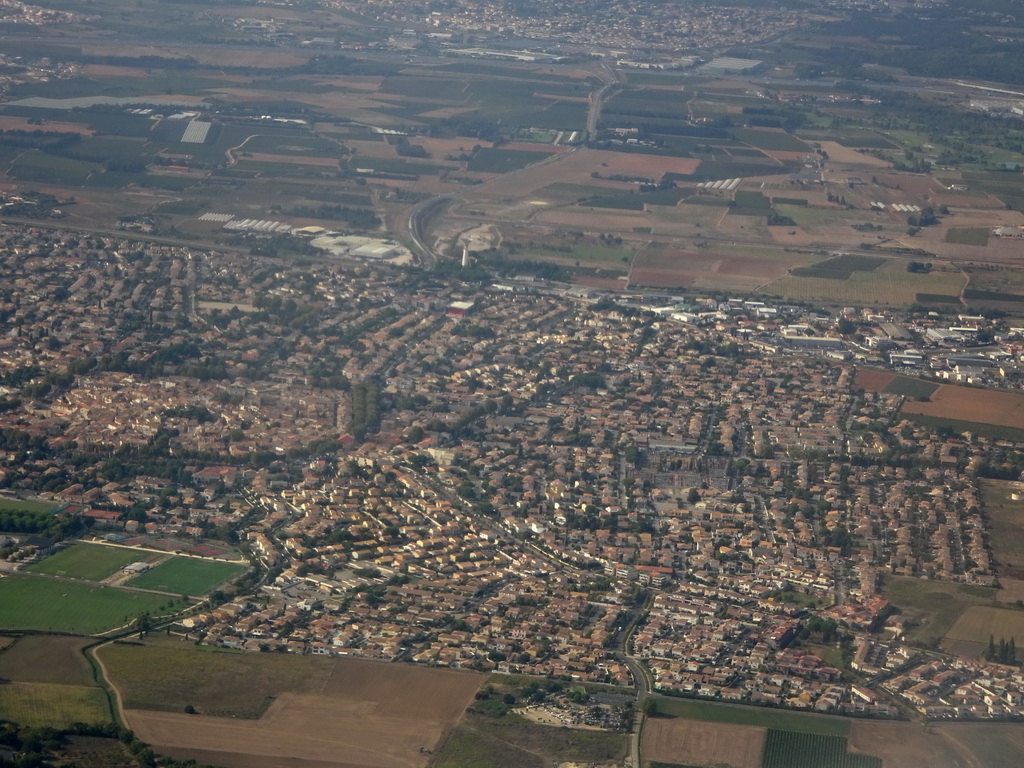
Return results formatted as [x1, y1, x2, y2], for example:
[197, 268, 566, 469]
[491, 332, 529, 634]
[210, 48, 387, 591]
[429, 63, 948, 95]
[27, 543, 158, 581]
[127, 557, 245, 595]
[0, 575, 180, 634]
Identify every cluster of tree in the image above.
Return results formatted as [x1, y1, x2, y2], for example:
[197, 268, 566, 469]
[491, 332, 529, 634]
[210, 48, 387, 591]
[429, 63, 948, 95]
[984, 635, 1018, 665]
[907, 261, 933, 273]
[348, 380, 382, 440]
[0, 508, 78, 539]
[767, 212, 797, 226]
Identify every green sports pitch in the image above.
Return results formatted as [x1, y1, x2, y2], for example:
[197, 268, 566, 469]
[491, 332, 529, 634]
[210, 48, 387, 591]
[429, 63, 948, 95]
[128, 557, 245, 596]
[0, 575, 182, 634]
[26, 543, 157, 581]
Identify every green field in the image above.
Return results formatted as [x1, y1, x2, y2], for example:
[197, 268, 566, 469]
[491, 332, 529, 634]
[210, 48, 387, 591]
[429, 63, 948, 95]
[882, 376, 939, 399]
[28, 544, 156, 581]
[0, 682, 111, 728]
[898, 412, 1024, 443]
[652, 697, 851, 736]
[0, 497, 57, 514]
[0, 575, 182, 634]
[127, 557, 244, 595]
[944, 227, 990, 246]
[763, 729, 881, 768]
[468, 148, 555, 173]
[884, 577, 997, 647]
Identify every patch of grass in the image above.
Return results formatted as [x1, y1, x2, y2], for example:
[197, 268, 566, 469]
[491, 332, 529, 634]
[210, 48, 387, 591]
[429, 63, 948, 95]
[734, 190, 772, 209]
[790, 255, 885, 280]
[0, 497, 56, 513]
[882, 376, 939, 399]
[916, 293, 961, 304]
[731, 128, 809, 151]
[884, 577, 997, 647]
[944, 227, 990, 246]
[27, 543, 157, 581]
[980, 479, 1024, 578]
[97, 642, 336, 718]
[0, 575, 179, 634]
[652, 697, 850, 736]
[127, 557, 244, 596]
[0, 682, 111, 728]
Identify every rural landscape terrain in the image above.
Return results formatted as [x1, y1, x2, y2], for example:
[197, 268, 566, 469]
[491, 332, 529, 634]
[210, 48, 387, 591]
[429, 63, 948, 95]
[2, 1, 1024, 768]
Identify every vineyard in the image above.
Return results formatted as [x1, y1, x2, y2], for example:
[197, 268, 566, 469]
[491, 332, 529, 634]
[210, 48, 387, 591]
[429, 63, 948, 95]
[763, 729, 882, 768]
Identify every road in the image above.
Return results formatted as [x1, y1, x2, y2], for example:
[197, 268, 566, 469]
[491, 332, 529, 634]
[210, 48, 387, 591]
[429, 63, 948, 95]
[613, 590, 655, 768]
[587, 62, 623, 141]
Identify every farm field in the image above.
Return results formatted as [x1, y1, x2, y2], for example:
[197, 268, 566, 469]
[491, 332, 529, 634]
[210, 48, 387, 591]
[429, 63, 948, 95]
[0, 634, 94, 685]
[901, 384, 1024, 430]
[110, 649, 483, 768]
[761, 259, 966, 306]
[763, 730, 881, 768]
[431, 710, 626, 768]
[884, 577, 997, 647]
[643, 717, 765, 768]
[850, 720, 1024, 768]
[127, 557, 245, 595]
[881, 376, 939, 399]
[944, 605, 1024, 649]
[0, 575, 180, 634]
[652, 696, 851, 735]
[0, 682, 111, 728]
[980, 479, 1024, 584]
[27, 543, 159, 581]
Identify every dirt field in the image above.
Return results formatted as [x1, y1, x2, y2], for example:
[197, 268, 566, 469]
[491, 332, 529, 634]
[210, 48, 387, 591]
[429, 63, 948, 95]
[125, 658, 481, 768]
[901, 385, 1024, 429]
[848, 721, 974, 768]
[854, 369, 897, 391]
[643, 717, 765, 768]
[0, 117, 94, 134]
[0, 635, 94, 685]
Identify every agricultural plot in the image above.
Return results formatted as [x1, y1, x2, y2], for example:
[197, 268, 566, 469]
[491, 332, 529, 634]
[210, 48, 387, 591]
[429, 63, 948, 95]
[731, 128, 810, 152]
[652, 697, 851, 735]
[763, 730, 881, 768]
[790, 255, 885, 280]
[901, 384, 1024, 430]
[763, 259, 966, 305]
[980, 479, 1024, 585]
[944, 227, 990, 246]
[111, 648, 483, 768]
[643, 717, 765, 768]
[0, 634, 94, 686]
[881, 376, 938, 399]
[884, 577, 996, 647]
[27, 543, 158, 582]
[0, 682, 110, 728]
[0, 575, 180, 634]
[127, 557, 244, 595]
[944, 605, 1024, 649]
[432, 710, 626, 768]
[468, 148, 555, 173]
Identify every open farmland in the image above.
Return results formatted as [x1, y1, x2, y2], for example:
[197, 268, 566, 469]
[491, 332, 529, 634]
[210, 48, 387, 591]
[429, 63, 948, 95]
[763, 730, 880, 768]
[761, 259, 966, 305]
[850, 721, 1024, 768]
[0, 634, 94, 685]
[980, 479, 1024, 585]
[0, 682, 111, 728]
[944, 605, 1024, 650]
[431, 710, 626, 768]
[127, 557, 244, 595]
[105, 645, 482, 768]
[901, 384, 1024, 430]
[27, 543, 159, 581]
[884, 577, 997, 647]
[652, 697, 850, 735]
[0, 575, 180, 634]
[643, 717, 765, 768]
